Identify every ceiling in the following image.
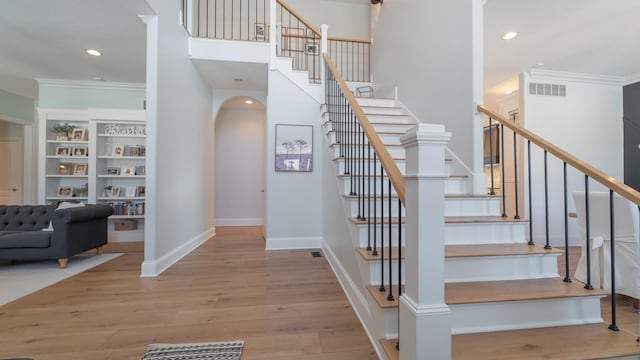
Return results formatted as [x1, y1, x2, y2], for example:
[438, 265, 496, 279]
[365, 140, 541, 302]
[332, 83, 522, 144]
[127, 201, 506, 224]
[0, 0, 153, 99]
[0, 0, 639, 103]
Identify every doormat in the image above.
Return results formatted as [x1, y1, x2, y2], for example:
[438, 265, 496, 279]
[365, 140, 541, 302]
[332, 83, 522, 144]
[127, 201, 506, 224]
[140, 341, 244, 360]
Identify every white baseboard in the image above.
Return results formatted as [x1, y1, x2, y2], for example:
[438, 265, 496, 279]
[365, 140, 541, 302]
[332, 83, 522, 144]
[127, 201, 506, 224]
[215, 218, 264, 226]
[141, 227, 216, 277]
[265, 236, 322, 250]
[322, 242, 386, 360]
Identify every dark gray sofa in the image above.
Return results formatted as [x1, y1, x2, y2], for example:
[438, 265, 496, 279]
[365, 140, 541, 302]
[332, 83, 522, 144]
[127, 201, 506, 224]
[0, 204, 113, 268]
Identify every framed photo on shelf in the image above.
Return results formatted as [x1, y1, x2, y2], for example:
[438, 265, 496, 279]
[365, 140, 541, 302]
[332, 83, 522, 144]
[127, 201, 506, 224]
[57, 186, 74, 198]
[255, 22, 266, 40]
[55, 147, 71, 156]
[106, 167, 121, 176]
[122, 167, 135, 176]
[111, 143, 125, 156]
[72, 147, 87, 157]
[73, 163, 87, 175]
[71, 128, 85, 141]
[137, 186, 146, 197]
[57, 162, 73, 175]
[135, 165, 145, 176]
[275, 124, 313, 172]
[110, 187, 121, 197]
[125, 186, 137, 197]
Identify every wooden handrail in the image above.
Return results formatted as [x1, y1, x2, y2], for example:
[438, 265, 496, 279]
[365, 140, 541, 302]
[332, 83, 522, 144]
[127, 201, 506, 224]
[327, 36, 371, 44]
[276, 0, 321, 36]
[477, 105, 640, 206]
[324, 54, 406, 205]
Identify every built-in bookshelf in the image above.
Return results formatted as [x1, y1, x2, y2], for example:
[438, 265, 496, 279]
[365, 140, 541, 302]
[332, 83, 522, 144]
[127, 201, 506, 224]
[38, 108, 146, 242]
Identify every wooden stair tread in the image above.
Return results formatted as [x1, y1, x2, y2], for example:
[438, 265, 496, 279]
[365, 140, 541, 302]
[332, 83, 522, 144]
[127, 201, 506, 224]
[445, 244, 563, 257]
[327, 129, 409, 135]
[452, 323, 640, 359]
[367, 279, 607, 309]
[333, 156, 405, 161]
[445, 216, 528, 223]
[357, 244, 562, 261]
[343, 193, 399, 199]
[379, 338, 399, 360]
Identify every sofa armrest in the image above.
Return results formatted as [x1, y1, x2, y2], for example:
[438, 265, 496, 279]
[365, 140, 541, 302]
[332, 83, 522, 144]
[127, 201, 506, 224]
[51, 204, 114, 225]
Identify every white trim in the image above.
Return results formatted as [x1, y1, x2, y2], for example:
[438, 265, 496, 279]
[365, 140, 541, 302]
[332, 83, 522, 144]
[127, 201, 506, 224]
[215, 218, 264, 226]
[623, 72, 640, 86]
[529, 69, 624, 86]
[140, 227, 215, 277]
[36, 78, 145, 91]
[321, 242, 385, 360]
[0, 112, 31, 125]
[265, 236, 322, 250]
[89, 108, 146, 121]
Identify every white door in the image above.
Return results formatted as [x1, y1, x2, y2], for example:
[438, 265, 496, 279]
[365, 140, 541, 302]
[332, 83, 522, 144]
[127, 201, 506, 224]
[0, 139, 23, 204]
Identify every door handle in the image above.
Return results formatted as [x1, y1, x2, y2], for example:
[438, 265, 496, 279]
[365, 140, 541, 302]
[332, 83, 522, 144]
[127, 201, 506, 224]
[10, 188, 17, 192]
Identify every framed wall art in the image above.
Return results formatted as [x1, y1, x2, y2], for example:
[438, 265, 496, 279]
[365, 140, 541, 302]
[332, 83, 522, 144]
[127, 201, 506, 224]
[275, 124, 313, 172]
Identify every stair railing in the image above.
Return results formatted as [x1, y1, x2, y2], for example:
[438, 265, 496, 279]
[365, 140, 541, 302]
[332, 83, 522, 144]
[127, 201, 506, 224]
[324, 53, 406, 349]
[478, 105, 640, 333]
[327, 37, 371, 83]
[181, 0, 270, 41]
[276, 0, 321, 83]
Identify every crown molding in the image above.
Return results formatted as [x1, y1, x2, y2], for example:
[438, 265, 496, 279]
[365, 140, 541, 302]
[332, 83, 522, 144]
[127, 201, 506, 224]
[623, 72, 640, 86]
[529, 69, 624, 86]
[36, 79, 145, 91]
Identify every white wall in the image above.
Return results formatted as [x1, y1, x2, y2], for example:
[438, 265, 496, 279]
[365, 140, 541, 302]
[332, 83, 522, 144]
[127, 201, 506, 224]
[143, 0, 215, 276]
[521, 70, 624, 245]
[215, 106, 266, 225]
[284, 0, 370, 39]
[265, 70, 323, 249]
[370, 0, 485, 193]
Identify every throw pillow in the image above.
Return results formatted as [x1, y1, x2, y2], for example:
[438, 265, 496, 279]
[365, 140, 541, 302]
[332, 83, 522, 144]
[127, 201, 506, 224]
[42, 202, 85, 231]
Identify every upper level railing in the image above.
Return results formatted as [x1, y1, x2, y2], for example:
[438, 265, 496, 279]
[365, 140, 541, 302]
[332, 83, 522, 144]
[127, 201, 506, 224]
[276, 0, 321, 83]
[478, 105, 640, 333]
[182, 0, 270, 41]
[327, 37, 371, 83]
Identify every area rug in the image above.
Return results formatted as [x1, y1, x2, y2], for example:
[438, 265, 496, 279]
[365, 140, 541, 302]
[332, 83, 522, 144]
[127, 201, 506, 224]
[0, 253, 122, 306]
[140, 341, 244, 360]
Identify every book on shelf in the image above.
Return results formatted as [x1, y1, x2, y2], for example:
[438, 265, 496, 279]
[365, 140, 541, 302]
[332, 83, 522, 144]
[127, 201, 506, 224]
[107, 201, 145, 216]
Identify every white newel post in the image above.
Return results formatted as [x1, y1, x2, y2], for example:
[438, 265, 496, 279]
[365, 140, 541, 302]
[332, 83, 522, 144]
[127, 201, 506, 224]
[399, 124, 452, 360]
[320, 24, 328, 104]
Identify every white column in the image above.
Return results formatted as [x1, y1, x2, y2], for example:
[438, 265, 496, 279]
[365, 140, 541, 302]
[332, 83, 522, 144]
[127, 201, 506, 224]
[399, 123, 452, 360]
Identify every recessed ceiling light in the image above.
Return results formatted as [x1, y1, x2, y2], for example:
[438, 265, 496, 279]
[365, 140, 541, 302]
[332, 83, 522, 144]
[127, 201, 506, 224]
[244, 100, 253, 105]
[501, 31, 518, 40]
[93, 77, 105, 81]
[504, 89, 514, 95]
[86, 49, 102, 56]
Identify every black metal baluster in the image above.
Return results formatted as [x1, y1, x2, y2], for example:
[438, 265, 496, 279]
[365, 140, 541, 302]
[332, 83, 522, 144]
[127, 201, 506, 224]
[563, 162, 571, 283]
[387, 179, 394, 301]
[396, 197, 401, 351]
[372, 152, 378, 256]
[527, 140, 534, 245]
[379, 165, 385, 293]
[223, 0, 226, 38]
[584, 175, 593, 290]
[488, 118, 496, 195]
[361, 130, 366, 220]
[367, 141, 372, 251]
[500, 124, 507, 217]
[608, 190, 619, 331]
[513, 130, 520, 219]
[544, 150, 551, 250]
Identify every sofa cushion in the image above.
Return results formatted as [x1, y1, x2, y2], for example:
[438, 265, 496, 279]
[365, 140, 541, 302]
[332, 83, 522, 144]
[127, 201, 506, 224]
[0, 205, 56, 231]
[0, 231, 51, 249]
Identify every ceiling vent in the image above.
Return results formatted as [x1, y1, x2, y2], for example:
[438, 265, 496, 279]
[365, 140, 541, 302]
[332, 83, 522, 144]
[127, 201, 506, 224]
[529, 82, 566, 97]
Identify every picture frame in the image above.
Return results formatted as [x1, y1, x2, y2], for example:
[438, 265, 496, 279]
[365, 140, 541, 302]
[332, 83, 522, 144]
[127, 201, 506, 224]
[72, 147, 88, 157]
[275, 124, 313, 172]
[255, 22, 266, 40]
[305, 41, 319, 55]
[57, 162, 73, 175]
[106, 167, 121, 176]
[110, 187, 121, 197]
[137, 185, 146, 197]
[111, 143, 125, 157]
[71, 128, 85, 141]
[135, 165, 146, 176]
[55, 147, 71, 156]
[57, 186, 74, 198]
[73, 163, 88, 175]
[125, 186, 137, 197]
[122, 167, 136, 176]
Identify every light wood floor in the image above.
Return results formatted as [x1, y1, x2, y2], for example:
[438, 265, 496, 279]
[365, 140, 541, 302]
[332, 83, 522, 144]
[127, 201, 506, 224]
[0, 226, 377, 360]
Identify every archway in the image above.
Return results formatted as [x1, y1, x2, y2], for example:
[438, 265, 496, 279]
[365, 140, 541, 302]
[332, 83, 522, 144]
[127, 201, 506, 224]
[214, 96, 266, 227]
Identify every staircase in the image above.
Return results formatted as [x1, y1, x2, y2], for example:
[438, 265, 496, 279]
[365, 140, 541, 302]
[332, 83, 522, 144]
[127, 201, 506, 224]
[322, 95, 640, 359]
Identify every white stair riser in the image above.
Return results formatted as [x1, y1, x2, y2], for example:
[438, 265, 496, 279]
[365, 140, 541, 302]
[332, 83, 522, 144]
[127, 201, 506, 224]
[444, 197, 501, 217]
[353, 221, 527, 247]
[444, 177, 470, 195]
[340, 177, 399, 196]
[329, 144, 406, 159]
[346, 196, 402, 219]
[361, 106, 406, 116]
[355, 223, 405, 248]
[356, 98, 397, 108]
[361, 253, 561, 287]
[444, 221, 528, 244]
[324, 120, 414, 134]
[449, 296, 604, 334]
[335, 158, 405, 175]
[327, 132, 403, 146]
[365, 115, 415, 124]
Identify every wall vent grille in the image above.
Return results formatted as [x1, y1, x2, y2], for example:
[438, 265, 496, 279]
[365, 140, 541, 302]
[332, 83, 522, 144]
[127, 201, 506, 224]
[529, 82, 566, 97]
